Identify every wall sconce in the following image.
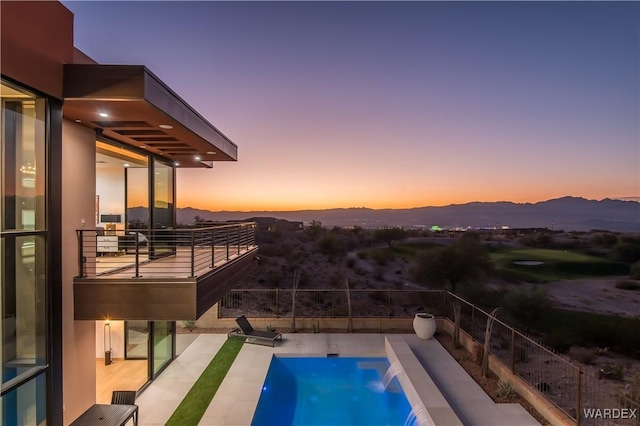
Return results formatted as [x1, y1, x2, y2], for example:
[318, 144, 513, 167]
[104, 320, 112, 365]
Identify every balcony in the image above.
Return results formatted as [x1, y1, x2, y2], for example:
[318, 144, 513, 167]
[73, 222, 258, 321]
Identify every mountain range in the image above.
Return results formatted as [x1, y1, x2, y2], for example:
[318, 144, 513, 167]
[146, 197, 640, 232]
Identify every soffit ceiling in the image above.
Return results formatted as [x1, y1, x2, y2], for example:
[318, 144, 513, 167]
[63, 64, 238, 168]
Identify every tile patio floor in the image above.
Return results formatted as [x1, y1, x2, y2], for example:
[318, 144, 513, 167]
[134, 333, 539, 426]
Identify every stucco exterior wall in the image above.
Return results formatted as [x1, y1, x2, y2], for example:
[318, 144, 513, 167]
[0, 1, 73, 98]
[61, 120, 97, 424]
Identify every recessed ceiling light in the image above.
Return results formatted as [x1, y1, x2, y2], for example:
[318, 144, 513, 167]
[99, 112, 109, 118]
[124, 163, 130, 167]
[174, 161, 179, 166]
[207, 151, 216, 155]
[195, 155, 201, 161]
[75, 119, 82, 123]
[140, 145, 146, 149]
[159, 124, 173, 129]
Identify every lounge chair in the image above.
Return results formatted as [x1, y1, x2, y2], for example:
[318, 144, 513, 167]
[231, 315, 282, 347]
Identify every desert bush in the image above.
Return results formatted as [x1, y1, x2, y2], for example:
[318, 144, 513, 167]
[373, 266, 385, 281]
[616, 280, 640, 290]
[497, 380, 515, 399]
[599, 362, 625, 381]
[631, 261, 640, 280]
[610, 241, 640, 263]
[591, 233, 619, 248]
[504, 286, 549, 330]
[182, 320, 197, 332]
[568, 346, 598, 364]
[266, 271, 284, 286]
[370, 249, 395, 265]
[317, 233, 345, 258]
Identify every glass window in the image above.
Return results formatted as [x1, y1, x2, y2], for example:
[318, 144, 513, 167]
[153, 161, 174, 230]
[1, 372, 46, 426]
[1, 79, 48, 423]
[1, 81, 46, 232]
[152, 321, 173, 377]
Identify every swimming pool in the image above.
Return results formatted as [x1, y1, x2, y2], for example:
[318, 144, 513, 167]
[251, 356, 412, 426]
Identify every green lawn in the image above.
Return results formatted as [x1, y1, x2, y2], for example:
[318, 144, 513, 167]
[165, 338, 244, 426]
[490, 248, 629, 282]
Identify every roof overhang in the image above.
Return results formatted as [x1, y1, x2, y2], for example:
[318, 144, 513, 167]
[63, 64, 237, 167]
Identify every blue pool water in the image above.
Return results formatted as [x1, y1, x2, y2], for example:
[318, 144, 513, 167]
[251, 357, 412, 426]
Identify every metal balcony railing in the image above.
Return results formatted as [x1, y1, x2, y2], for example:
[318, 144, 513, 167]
[76, 222, 257, 279]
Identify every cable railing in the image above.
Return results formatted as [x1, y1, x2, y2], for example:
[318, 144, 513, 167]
[76, 222, 257, 279]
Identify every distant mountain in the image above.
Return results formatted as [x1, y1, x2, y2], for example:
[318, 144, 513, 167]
[129, 197, 640, 232]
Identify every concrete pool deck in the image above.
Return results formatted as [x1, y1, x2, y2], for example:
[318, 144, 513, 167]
[135, 333, 540, 426]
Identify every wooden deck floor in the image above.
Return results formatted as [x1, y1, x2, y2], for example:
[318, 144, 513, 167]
[92, 245, 257, 278]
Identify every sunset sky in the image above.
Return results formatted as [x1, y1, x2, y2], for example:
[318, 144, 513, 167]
[64, 1, 639, 212]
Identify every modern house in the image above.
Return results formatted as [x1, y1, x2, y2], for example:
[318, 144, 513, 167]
[1, 2, 258, 424]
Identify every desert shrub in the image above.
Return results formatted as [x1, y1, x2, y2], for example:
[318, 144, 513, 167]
[373, 266, 385, 281]
[346, 257, 357, 268]
[497, 380, 515, 399]
[182, 320, 197, 332]
[504, 286, 549, 330]
[599, 363, 625, 381]
[631, 261, 640, 280]
[568, 346, 598, 364]
[550, 261, 628, 276]
[370, 249, 395, 265]
[591, 233, 619, 248]
[616, 280, 640, 290]
[538, 310, 640, 356]
[266, 271, 284, 286]
[546, 327, 580, 353]
[610, 241, 640, 263]
[317, 233, 345, 258]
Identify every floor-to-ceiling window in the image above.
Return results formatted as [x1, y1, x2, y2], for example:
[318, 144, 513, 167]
[1, 79, 48, 425]
[151, 322, 173, 378]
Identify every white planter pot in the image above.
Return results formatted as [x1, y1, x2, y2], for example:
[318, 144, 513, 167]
[413, 313, 436, 340]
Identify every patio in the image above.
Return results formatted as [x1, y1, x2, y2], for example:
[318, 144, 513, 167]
[134, 333, 540, 426]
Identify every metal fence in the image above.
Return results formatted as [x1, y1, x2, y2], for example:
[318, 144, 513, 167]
[445, 292, 639, 426]
[219, 288, 639, 425]
[219, 289, 446, 319]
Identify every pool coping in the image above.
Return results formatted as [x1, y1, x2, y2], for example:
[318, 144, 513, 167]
[385, 335, 464, 426]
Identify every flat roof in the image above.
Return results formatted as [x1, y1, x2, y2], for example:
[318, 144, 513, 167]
[63, 64, 237, 167]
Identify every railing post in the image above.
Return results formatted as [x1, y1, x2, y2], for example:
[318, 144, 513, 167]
[388, 289, 391, 318]
[226, 228, 230, 260]
[190, 231, 195, 278]
[237, 226, 241, 255]
[275, 289, 279, 318]
[211, 229, 215, 269]
[134, 231, 140, 278]
[331, 289, 335, 318]
[510, 328, 516, 373]
[471, 307, 476, 342]
[576, 367, 582, 426]
[77, 230, 85, 277]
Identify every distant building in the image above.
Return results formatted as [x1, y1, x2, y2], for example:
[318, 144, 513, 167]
[247, 217, 304, 232]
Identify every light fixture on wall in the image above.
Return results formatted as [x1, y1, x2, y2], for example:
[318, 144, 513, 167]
[104, 320, 112, 366]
